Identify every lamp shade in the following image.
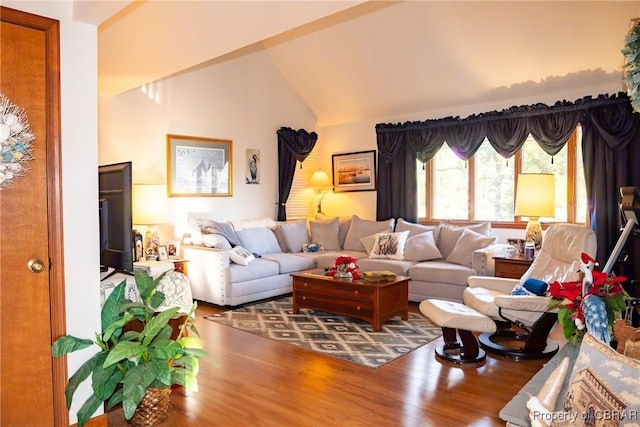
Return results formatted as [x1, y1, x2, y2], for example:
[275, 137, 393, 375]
[514, 173, 555, 218]
[133, 184, 169, 225]
[309, 169, 332, 191]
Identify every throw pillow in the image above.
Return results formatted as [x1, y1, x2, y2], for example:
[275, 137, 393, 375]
[302, 242, 324, 253]
[395, 218, 437, 237]
[315, 213, 351, 248]
[276, 219, 309, 253]
[309, 217, 340, 250]
[369, 231, 410, 260]
[446, 228, 496, 267]
[235, 227, 282, 255]
[403, 231, 442, 262]
[201, 233, 232, 250]
[231, 217, 277, 231]
[343, 215, 395, 252]
[359, 234, 377, 254]
[228, 246, 255, 266]
[189, 218, 241, 247]
[522, 278, 548, 296]
[437, 222, 491, 259]
[510, 284, 535, 296]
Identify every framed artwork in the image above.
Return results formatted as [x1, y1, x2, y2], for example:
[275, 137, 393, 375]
[245, 149, 260, 184]
[167, 134, 233, 197]
[157, 245, 169, 261]
[331, 150, 376, 192]
[166, 240, 180, 259]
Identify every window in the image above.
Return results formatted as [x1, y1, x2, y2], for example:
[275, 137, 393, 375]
[418, 128, 586, 224]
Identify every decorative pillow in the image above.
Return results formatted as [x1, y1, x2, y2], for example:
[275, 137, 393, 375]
[395, 218, 437, 237]
[189, 218, 241, 247]
[369, 231, 410, 260]
[231, 217, 277, 231]
[343, 215, 395, 252]
[359, 234, 377, 254]
[437, 222, 491, 259]
[315, 214, 352, 248]
[302, 242, 324, 253]
[560, 333, 640, 421]
[522, 278, 548, 296]
[202, 233, 232, 250]
[403, 231, 442, 262]
[510, 284, 535, 296]
[276, 219, 309, 253]
[235, 227, 282, 255]
[228, 246, 255, 265]
[445, 228, 496, 267]
[309, 217, 340, 251]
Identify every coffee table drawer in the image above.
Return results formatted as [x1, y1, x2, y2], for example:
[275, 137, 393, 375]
[294, 291, 374, 318]
[296, 279, 374, 300]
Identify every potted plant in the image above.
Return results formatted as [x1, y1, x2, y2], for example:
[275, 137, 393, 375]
[52, 271, 205, 427]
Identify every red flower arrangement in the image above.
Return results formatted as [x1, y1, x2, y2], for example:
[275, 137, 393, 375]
[326, 256, 361, 280]
[547, 253, 628, 345]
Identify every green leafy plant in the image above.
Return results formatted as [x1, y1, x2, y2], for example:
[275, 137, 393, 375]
[52, 271, 205, 426]
[622, 21, 640, 113]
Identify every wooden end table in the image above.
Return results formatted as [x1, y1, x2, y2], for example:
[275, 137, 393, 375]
[493, 255, 533, 279]
[290, 271, 410, 331]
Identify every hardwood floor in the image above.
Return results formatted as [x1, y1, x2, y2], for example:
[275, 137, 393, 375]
[106, 299, 554, 426]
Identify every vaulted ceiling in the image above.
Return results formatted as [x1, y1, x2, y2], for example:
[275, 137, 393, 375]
[77, 1, 640, 127]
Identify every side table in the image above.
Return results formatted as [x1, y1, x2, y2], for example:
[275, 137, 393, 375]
[171, 259, 189, 275]
[493, 255, 533, 279]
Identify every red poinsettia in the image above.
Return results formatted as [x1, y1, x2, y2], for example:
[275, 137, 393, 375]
[326, 256, 361, 280]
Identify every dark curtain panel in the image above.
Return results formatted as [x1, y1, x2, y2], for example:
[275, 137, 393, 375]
[581, 99, 640, 280]
[376, 132, 417, 222]
[276, 127, 317, 221]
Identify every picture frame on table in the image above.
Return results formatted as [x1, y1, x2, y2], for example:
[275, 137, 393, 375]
[166, 240, 181, 259]
[157, 245, 169, 261]
[331, 150, 376, 192]
[167, 134, 233, 197]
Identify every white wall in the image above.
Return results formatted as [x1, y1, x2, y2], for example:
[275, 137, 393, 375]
[99, 48, 316, 240]
[3, 0, 101, 424]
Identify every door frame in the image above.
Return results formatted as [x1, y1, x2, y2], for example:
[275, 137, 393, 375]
[1, 7, 67, 426]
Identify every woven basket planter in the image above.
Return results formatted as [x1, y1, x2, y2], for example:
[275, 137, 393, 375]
[129, 387, 172, 427]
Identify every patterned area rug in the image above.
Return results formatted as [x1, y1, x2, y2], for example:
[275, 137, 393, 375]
[205, 297, 441, 368]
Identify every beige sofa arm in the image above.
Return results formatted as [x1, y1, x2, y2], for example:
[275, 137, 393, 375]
[182, 245, 230, 306]
[471, 243, 508, 276]
[467, 275, 519, 293]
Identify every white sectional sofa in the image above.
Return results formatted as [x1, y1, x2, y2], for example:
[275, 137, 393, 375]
[182, 215, 505, 307]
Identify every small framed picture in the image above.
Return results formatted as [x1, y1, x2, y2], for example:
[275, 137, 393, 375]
[166, 240, 181, 259]
[507, 238, 525, 256]
[157, 245, 169, 261]
[332, 150, 376, 192]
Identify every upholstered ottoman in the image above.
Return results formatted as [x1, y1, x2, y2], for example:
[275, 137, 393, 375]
[419, 299, 497, 364]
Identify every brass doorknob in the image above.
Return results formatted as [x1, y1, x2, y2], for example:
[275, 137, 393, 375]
[27, 259, 45, 273]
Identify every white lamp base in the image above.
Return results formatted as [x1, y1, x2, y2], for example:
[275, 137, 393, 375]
[525, 217, 543, 250]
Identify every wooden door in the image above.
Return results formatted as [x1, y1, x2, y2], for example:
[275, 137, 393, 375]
[0, 7, 66, 426]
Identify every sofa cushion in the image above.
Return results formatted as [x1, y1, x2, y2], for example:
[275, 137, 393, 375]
[227, 258, 280, 282]
[360, 234, 376, 254]
[409, 260, 475, 287]
[446, 228, 496, 267]
[437, 222, 491, 259]
[343, 215, 395, 252]
[403, 231, 442, 262]
[262, 253, 316, 274]
[276, 219, 309, 253]
[395, 218, 437, 237]
[236, 228, 282, 255]
[231, 217, 277, 231]
[189, 218, 241, 247]
[369, 231, 410, 260]
[202, 233, 232, 250]
[228, 246, 255, 265]
[316, 214, 352, 248]
[309, 217, 341, 251]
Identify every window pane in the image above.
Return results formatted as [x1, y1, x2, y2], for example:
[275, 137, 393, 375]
[520, 135, 567, 222]
[417, 159, 426, 218]
[575, 127, 587, 223]
[433, 144, 468, 220]
[474, 140, 514, 221]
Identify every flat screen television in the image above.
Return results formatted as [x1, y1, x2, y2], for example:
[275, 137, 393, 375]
[99, 161, 134, 273]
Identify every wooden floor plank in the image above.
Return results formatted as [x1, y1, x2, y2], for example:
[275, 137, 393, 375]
[106, 300, 549, 426]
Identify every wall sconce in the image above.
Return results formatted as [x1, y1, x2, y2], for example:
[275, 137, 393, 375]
[133, 184, 169, 260]
[308, 169, 333, 215]
[514, 173, 555, 250]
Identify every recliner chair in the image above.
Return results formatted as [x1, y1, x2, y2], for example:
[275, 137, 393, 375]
[463, 223, 597, 359]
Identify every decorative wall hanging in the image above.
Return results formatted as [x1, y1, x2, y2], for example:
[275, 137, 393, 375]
[331, 150, 376, 192]
[0, 93, 35, 190]
[245, 149, 260, 184]
[167, 134, 233, 197]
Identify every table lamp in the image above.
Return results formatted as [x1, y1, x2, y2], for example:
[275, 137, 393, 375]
[309, 169, 333, 215]
[514, 173, 555, 250]
[133, 184, 169, 260]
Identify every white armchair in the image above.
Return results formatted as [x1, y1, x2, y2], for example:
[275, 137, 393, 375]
[463, 224, 597, 359]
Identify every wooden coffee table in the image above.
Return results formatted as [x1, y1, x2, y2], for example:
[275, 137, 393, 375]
[290, 271, 410, 331]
